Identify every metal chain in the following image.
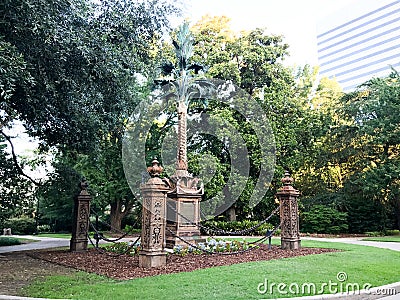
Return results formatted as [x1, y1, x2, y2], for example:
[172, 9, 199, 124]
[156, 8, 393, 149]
[167, 201, 280, 236]
[89, 220, 133, 243]
[76, 208, 141, 257]
[90, 208, 140, 240]
[165, 223, 280, 256]
[201, 206, 280, 236]
[84, 206, 281, 258]
[87, 231, 141, 257]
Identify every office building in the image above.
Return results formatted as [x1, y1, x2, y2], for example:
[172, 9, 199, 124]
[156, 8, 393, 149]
[317, 0, 400, 92]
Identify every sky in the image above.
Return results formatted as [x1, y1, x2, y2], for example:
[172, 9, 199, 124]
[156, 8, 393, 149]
[179, 0, 361, 67]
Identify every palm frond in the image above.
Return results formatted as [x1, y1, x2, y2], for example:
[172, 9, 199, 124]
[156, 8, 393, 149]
[160, 61, 175, 76]
[187, 64, 204, 74]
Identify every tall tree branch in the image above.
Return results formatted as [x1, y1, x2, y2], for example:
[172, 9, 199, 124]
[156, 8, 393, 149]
[0, 130, 42, 186]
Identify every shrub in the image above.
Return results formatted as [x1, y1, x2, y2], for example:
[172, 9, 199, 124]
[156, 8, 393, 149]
[3, 217, 36, 235]
[385, 229, 399, 236]
[365, 231, 384, 237]
[300, 205, 348, 234]
[104, 241, 141, 256]
[123, 225, 141, 234]
[365, 229, 400, 237]
[200, 220, 273, 236]
[37, 224, 51, 233]
[0, 236, 21, 246]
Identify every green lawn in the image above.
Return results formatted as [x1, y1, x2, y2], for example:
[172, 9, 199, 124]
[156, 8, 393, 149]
[37, 232, 126, 240]
[37, 233, 72, 239]
[24, 240, 400, 300]
[0, 236, 39, 246]
[362, 235, 400, 242]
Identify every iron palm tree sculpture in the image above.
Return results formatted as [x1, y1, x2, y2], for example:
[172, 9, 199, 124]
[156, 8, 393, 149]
[159, 22, 213, 179]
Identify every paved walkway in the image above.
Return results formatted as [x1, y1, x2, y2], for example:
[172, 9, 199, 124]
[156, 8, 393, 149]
[302, 236, 400, 252]
[0, 235, 70, 254]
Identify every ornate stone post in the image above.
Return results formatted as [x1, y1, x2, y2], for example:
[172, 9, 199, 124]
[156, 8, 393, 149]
[165, 176, 203, 248]
[139, 158, 169, 268]
[70, 179, 91, 252]
[276, 171, 301, 250]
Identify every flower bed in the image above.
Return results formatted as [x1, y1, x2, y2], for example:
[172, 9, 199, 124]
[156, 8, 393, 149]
[104, 240, 141, 255]
[173, 238, 257, 255]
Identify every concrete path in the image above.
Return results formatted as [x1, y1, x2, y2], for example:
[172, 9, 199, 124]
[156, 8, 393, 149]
[0, 235, 70, 254]
[302, 236, 400, 252]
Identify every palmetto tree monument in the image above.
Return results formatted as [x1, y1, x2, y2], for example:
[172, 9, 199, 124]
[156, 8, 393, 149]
[160, 22, 210, 175]
[160, 22, 212, 246]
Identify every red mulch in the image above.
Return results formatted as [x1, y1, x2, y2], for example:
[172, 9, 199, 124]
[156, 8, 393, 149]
[32, 245, 338, 280]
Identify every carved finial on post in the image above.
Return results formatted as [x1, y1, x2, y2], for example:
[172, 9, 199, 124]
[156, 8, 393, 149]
[147, 157, 164, 177]
[79, 177, 89, 195]
[276, 171, 301, 250]
[281, 171, 294, 186]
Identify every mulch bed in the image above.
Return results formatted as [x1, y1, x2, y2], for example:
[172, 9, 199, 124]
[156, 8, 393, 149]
[32, 245, 338, 280]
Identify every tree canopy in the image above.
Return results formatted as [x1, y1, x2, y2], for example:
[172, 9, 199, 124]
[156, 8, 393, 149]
[1, 0, 178, 152]
[0, 0, 180, 231]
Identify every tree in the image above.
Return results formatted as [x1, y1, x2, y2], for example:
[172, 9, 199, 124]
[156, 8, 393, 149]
[74, 133, 135, 232]
[35, 157, 81, 232]
[188, 16, 311, 220]
[148, 16, 312, 219]
[1, 0, 179, 152]
[0, 137, 35, 226]
[295, 74, 345, 197]
[329, 69, 400, 231]
[191, 15, 240, 84]
[1, 0, 181, 231]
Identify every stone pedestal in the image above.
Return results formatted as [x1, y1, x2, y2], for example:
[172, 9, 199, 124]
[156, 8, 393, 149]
[139, 250, 166, 268]
[276, 172, 301, 250]
[139, 159, 169, 268]
[166, 175, 203, 248]
[70, 180, 91, 252]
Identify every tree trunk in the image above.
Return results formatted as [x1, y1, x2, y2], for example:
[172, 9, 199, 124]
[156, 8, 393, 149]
[227, 206, 237, 221]
[395, 198, 400, 230]
[176, 101, 188, 174]
[110, 200, 125, 233]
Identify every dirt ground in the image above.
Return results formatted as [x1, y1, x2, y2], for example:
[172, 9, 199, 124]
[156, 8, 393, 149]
[0, 251, 76, 296]
[0, 245, 337, 296]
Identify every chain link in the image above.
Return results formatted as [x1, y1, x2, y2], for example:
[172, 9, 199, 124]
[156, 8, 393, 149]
[167, 201, 280, 236]
[87, 231, 141, 257]
[84, 202, 281, 258]
[166, 223, 281, 256]
[90, 208, 140, 241]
